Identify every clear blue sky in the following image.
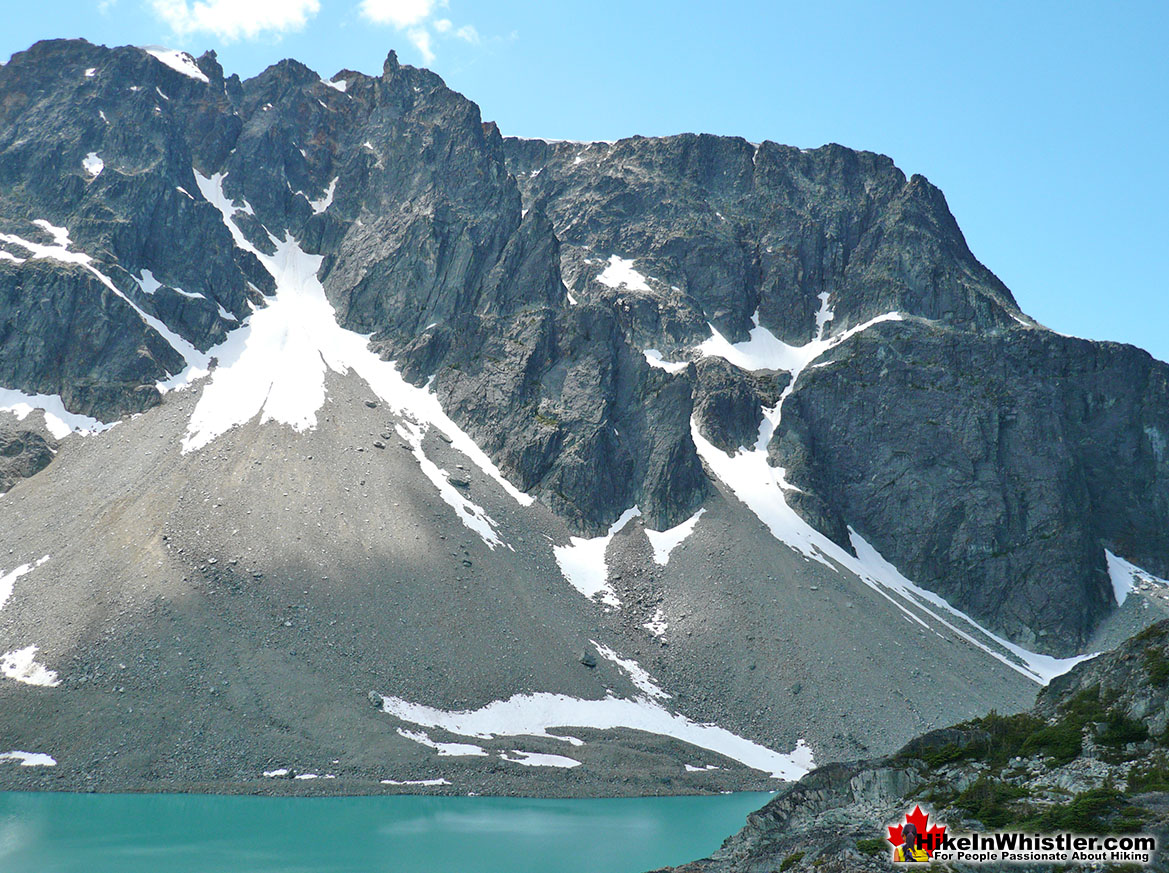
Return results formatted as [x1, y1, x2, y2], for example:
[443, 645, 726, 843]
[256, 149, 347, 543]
[4, 1, 1167, 361]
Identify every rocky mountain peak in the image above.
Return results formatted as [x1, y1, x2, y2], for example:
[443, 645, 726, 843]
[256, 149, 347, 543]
[1, 38, 1165, 659]
[382, 48, 400, 77]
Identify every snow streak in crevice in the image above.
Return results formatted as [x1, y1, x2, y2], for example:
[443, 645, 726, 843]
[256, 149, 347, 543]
[644, 509, 704, 566]
[693, 304, 1090, 684]
[0, 221, 209, 390]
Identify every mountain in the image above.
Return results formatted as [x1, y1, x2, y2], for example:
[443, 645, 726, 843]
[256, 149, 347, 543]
[653, 621, 1169, 872]
[0, 38, 1166, 795]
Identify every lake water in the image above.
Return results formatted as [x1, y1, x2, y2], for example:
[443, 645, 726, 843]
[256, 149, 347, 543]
[0, 791, 771, 873]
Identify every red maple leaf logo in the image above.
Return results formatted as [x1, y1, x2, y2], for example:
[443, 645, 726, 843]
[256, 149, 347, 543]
[887, 805, 947, 858]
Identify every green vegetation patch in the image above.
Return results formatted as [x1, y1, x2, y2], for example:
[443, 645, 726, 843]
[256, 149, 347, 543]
[1021, 719, 1083, 765]
[1143, 645, 1169, 685]
[1016, 787, 1149, 834]
[1127, 753, 1169, 793]
[1133, 623, 1167, 645]
[953, 775, 1031, 828]
[949, 710, 1081, 768]
[1095, 711, 1149, 749]
[779, 850, 805, 871]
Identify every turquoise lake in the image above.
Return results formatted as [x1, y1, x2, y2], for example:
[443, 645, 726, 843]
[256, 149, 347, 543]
[0, 791, 772, 873]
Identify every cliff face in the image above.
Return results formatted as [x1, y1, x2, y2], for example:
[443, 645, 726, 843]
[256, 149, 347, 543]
[776, 326, 1169, 650]
[0, 34, 1165, 712]
[501, 136, 1169, 654]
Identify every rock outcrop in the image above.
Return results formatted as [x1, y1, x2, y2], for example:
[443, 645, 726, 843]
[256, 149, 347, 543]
[655, 622, 1169, 872]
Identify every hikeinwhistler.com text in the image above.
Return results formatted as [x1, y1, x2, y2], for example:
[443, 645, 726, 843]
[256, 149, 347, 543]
[926, 831, 1157, 865]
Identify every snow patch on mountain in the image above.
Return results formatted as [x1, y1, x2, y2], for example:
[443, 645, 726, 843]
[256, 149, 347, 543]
[643, 349, 688, 374]
[852, 532, 1098, 684]
[308, 177, 338, 214]
[643, 607, 668, 639]
[596, 255, 651, 292]
[136, 269, 162, 295]
[697, 411, 1090, 684]
[813, 291, 835, 340]
[1, 645, 59, 687]
[0, 555, 48, 611]
[0, 751, 56, 767]
[377, 688, 813, 780]
[553, 506, 640, 607]
[396, 419, 507, 549]
[182, 171, 532, 543]
[693, 305, 1091, 685]
[592, 641, 669, 700]
[141, 47, 209, 83]
[82, 152, 104, 177]
[135, 269, 207, 303]
[396, 728, 488, 757]
[0, 388, 111, 439]
[645, 508, 704, 565]
[699, 309, 901, 375]
[1106, 549, 1169, 606]
[500, 750, 580, 768]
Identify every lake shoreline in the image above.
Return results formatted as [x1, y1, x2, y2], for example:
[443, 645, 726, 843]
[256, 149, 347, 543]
[0, 774, 780, 798]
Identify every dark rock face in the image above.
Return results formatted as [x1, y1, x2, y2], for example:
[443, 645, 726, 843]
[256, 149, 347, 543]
[0, 38, 1165, 649]
[503, 134, 1023, 345]
[0, 416, 56, 493]
[691, 358, 776, 455]
[503, 134, 1169, 655]
[775, 321, 1169, 652]
[0, 257, 179, 417]
[395, 303, 709, 532]
[0, 40, 265, 419]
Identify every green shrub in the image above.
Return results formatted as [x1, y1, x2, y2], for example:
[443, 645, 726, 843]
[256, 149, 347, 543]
[920, 742, 969, 768]
[1127, 753, 1169, 793]
[779, 851, 805, 871]
[954, 776, 1031, 827]
[1133, 623, 1166, 645]
[1095, 712, 1149, 748]
[855, 838, 886, 857]
[941, 711, 1050, 768]
[1022, 720, 1082, 765]
[1023, 787, 1145, 833]
[1061, 686, 1111, 723]
[1143, 646, 1169, 684]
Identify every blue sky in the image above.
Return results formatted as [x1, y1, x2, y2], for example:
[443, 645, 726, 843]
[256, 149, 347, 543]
[4, 1, 1167, 361]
